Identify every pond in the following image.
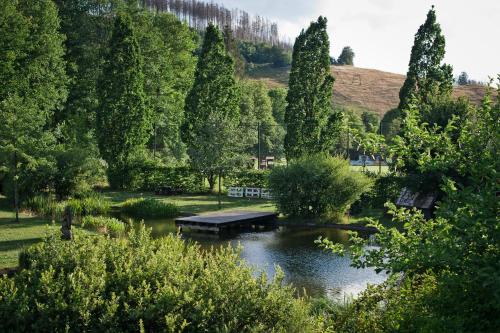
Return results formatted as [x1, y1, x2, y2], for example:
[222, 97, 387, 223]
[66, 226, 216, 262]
[122, 216, 386, 300]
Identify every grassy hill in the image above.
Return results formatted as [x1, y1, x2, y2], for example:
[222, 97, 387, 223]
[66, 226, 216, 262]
[247, 64, 489, 117]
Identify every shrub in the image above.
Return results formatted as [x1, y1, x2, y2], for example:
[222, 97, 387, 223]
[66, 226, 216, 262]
[81, 216, 125, 237]
[121, 198, 179, 218]
[225, 169, 270, 188]
[269, 155, 372, 218]
[1, 227, 315, 332]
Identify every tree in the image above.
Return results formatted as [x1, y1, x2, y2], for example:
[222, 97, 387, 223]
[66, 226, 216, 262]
[0, 0, 68, 220]
[361, 111, 379, 133]
[134, 11, 197, 160]
[398, 6, 453, 110]
[457, 71, 469, 85]
[96, 13, 151, 189]
[239, 81, 285, 160]
[336, 46, 355, 65]
[182, 24, 240, 190]
[284, 16, 342, 160]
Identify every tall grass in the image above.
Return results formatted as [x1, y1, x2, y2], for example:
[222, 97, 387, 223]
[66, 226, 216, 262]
[24, 193, 111, 220]
[121, 198, 179, 218]
[81, 216, 125, 237]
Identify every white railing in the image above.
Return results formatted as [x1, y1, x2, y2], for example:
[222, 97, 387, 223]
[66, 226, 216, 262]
[228, 187, 273, 199]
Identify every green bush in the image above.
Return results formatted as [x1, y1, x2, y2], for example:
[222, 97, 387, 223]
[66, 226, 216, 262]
[225, 169, 270, 188]
[0, 227, 315, 332]
[121, 198, 179, 218]
[81, 216, 125, 237]
[269, 155, 372, 218]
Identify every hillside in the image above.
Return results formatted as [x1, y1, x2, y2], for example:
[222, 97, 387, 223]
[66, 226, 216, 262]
[247, 64, 489, 117]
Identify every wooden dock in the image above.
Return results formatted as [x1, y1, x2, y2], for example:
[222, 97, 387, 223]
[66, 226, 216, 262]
[175, 211, 278, 233]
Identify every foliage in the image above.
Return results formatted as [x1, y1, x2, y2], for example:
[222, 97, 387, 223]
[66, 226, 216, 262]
[182, 24, 241, 190]
[96, 12, 152, 189]
[269, 155, 372, 218]
[134, 10, 197, 160]
[361, 111, 379, 133]
[0, 0, 68, 213]
[239, 41, 291, 67]
[238, 81, 285, 158]
[398, 6, 453, 110]
[285, 17, 343, 160]
[319, 80, 500, 332]
[457, 71, 469, 85]
[225, 169, 270, 188]
[336, 46, 355, 66]
[23, 195, 65, 221]
[0, 226, 315, 332]
[380, 108, 403, 143]
[124, 154, 204, 193]
[350, 172, 402, 214]
[121, 198, 179, 218]
[81, 216, 125, 237]
[269, 88, 288, 126]
[52, 146, 107, 199]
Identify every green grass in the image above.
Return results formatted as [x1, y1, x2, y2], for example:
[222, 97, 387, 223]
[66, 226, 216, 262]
[103, 191, 276, 215]
[0, 197, 55, 269]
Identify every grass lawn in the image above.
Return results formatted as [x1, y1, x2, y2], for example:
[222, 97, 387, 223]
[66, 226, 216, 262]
[0, 196, 57, 269]
[103, 191, 276, 215]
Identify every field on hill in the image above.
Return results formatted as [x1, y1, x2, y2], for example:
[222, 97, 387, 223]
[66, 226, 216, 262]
[247, 64, 490, 117]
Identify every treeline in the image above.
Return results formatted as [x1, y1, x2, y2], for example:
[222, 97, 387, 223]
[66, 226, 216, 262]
[141, 0, 290, 48]
[0, 0, 289, 207]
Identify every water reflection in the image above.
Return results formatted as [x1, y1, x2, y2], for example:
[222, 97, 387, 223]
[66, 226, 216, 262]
[120, 215, 386, 300]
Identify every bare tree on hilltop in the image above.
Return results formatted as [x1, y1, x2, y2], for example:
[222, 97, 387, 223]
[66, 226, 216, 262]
[140, 0, 291, 48]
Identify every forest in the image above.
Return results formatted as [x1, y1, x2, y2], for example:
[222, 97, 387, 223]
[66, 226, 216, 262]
[0, 1, 499, 332]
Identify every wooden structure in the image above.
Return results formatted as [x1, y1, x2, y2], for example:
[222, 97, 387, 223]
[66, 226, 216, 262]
[396, 187, 437, 219]
[175, 211, 278, 233]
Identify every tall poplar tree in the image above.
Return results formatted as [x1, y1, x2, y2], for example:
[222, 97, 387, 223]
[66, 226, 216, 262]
[97, 13, 151, 188]
[182, 24, 240, 190]
[284, 16, 341, 160]
[398, 6, 453, 110]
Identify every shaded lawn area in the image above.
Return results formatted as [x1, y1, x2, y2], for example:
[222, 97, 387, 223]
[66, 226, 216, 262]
[103, 191, 276, 215]
[0, 203, 56, 269]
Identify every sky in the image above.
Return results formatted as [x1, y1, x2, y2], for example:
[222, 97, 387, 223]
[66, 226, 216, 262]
[221, 0, 499, 81]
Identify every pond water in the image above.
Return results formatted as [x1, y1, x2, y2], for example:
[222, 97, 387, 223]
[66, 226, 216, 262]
[122, 216, 386, 300]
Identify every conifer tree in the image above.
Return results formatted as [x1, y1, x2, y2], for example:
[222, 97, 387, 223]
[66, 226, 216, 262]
[284, 16, 341, 160]
[182, 24, 240, 190]
[398, 6, 453, 110]
[97, 13, 151, 188]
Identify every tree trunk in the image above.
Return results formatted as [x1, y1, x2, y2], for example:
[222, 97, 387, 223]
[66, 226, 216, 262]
[207, 173, 215, 191]
[218, 169, 222, 210]
[13, 151, 19, 223]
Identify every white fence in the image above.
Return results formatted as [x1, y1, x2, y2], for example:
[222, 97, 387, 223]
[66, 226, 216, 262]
[228, 187, 272, 199]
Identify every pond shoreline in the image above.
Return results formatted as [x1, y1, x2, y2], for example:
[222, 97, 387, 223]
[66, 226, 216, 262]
[274, 221, 378, 233]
